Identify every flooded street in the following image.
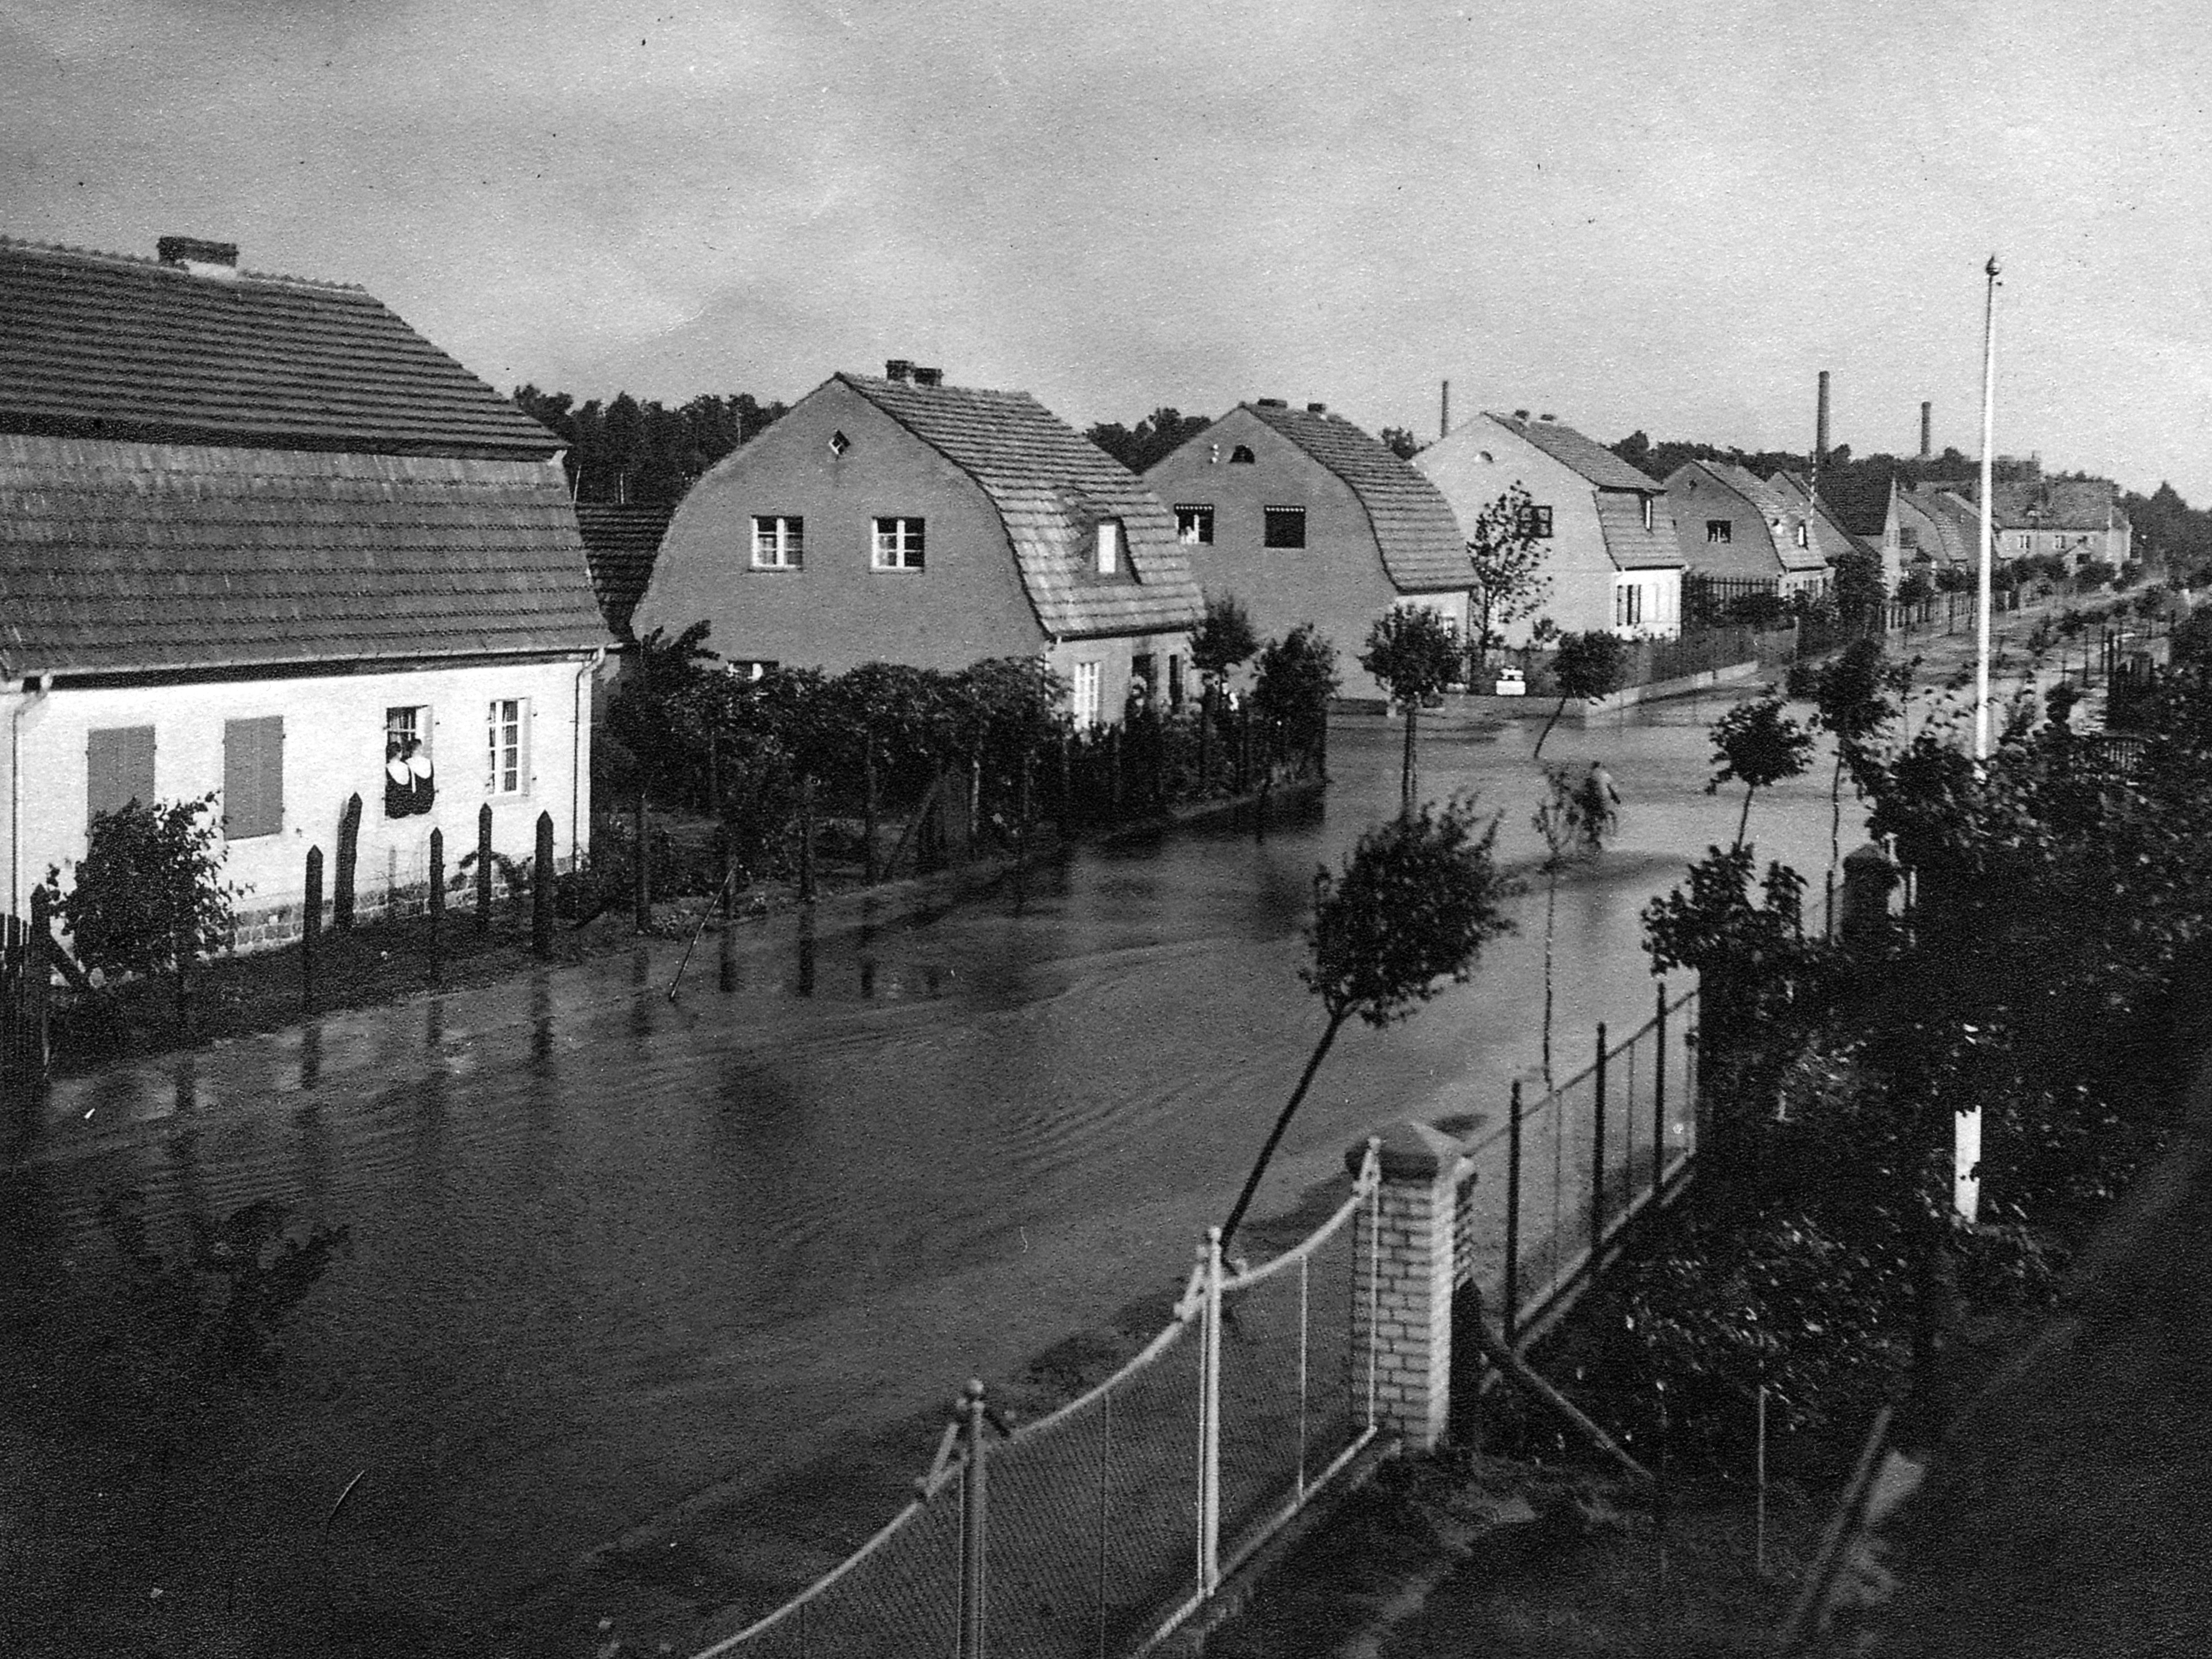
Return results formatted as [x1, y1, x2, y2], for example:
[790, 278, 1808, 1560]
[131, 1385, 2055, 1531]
[3, 695, 1847, 1644]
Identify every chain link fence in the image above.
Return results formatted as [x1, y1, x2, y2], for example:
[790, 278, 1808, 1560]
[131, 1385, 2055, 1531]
[695, 1152, 1381, 1659]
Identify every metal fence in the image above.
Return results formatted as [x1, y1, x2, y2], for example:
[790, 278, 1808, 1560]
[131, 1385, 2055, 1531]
[1450, 984, 1701, 1347]
[695, 1149, 1382, 1659]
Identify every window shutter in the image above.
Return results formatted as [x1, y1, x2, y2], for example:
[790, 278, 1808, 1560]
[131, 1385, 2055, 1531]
[519, 697, 532, 796]
[222, 717, 283, 837]
[87, 726, 158, 823]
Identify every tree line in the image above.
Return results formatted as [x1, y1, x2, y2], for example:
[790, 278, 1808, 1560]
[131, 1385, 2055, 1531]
[511, 386, 787, 505]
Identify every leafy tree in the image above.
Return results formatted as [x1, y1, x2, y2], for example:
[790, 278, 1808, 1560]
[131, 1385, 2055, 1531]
[1534, 630, 1627, 758]
[1083, 407, 1214, 473]
[1809, 639, 1904, 873]
[1464, 483, 1554, 673]
[513, 385, 785, 504]
[1533, 763, 1614, 1082]
[1220, 795, 1517, 1248]
[1378, 426, 1422, 461]
[1360, 607, 1463, 813]
[1189, 592, 1261, 714]
[1251, 623, 1341, 760]
[607, 621, 720, 805]
[47, 796, 240, 980]
[1706, 695, 1814, 848]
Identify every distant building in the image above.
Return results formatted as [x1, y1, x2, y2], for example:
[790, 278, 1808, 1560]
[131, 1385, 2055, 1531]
[1417, 413, 1684, 642]
[635, 364, 1202, 726]
[1666, 460, 1832, 599]
[1143, 401, 1469, 671]
[0, 236, 607, 946]
[1766, 470, 1891, 595]
[1929, 472, 2133, 572]
[1882, 481, 1979, 582]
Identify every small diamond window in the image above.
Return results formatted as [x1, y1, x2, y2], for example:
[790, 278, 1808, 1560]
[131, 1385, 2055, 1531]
[828, 431, 851, 458]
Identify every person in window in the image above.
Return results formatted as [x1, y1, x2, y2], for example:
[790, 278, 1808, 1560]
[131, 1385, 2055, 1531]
[386, 737, 436, 817]
[407, 737, 436, 815]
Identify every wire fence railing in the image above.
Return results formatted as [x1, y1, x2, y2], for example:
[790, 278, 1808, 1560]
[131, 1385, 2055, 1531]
[1449, 984, 1701, 1348]
[693, 1148, 1382, 1659]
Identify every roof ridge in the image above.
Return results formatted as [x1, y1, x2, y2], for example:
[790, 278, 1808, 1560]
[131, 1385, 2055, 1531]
[0, 234, 367, 292]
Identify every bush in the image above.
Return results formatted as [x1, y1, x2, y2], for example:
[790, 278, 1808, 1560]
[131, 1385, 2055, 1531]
[46, 796, 240, 979]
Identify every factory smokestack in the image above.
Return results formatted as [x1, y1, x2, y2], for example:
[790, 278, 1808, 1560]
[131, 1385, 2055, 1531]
[1440, 379, 1450, 439]
[1920, 401, 1932, 459]
[1815, 370, 1831, 464]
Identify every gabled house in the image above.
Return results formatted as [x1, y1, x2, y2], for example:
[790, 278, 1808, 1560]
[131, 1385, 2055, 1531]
[1949, 473, 2133, 572]
[1884, 480, 1979, 582]
[1142, 400, 1469, 661]
[634, 364, 1203, 726]
[0, 236, 608, 943]
[1417, 413, 1684, 642]
[1665, 460, 1832, 598]
[1766, 470, 1892, 594]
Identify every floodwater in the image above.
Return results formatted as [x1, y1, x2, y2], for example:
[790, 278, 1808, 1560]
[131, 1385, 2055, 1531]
[1, 695, 1846, 1648]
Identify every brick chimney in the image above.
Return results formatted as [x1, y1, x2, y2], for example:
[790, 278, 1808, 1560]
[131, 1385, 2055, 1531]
[884, 358, 913, 382]
[913, 366, 944, 388]
[1920, 401, 1932, 459]
[1306, 401, 1327, 414]
[1815, 369, 1831, 463]
[156, 236, 239, 280]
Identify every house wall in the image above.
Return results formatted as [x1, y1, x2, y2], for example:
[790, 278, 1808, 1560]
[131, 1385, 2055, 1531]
[1610, 568, 1684, 637]
[1668, 466, 1783, 583]
[1146, 407, 1462, 665]
[0, 656, 593, 950]
[1044, 631, 1197, 727]
[636, 379, 1048, 674]
[1417, 418, 1613, 644]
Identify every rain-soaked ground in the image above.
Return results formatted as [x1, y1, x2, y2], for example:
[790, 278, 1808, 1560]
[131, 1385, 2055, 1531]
[3, 690, 1852, 1649]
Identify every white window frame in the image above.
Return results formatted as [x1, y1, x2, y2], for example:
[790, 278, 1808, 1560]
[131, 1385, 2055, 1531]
[1641, 495, 1655, 532]
[1096, 519, 1122, 576]
[487, 697, 531, 798]
[1072, 661, 1103, 728]
[872, 516, 926, 571]
[751, 515, 804, 569]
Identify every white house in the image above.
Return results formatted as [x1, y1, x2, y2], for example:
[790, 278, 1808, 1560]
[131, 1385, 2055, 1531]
[1416, 413, 1685, 643]
[0, 236, 609, 948]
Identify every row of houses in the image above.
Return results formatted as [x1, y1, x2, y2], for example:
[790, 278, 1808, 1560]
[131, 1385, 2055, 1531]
[0, 233, 2135, 948]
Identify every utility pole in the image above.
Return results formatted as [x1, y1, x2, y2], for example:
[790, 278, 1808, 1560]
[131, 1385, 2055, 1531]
[1962, 252, 2001, 1226]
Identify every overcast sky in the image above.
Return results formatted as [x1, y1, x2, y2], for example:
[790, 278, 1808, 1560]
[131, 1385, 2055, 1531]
[6, 0, 2210, 496]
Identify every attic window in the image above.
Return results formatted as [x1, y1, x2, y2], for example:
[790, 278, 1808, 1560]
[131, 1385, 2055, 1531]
[1096, 519, 1123, 576]
[1641, 496, 1654, 532]
[1517, 504, 1553, 539]
[828, 431, 851, 458]
[1794, 523, 1808, 548]
[1229, 445, 1256, 464]
[1263, 505, 1307, 549]
[1175, 504, 1214, 545]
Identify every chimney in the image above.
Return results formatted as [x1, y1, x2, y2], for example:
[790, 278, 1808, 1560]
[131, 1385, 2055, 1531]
[913, 366, 944, 388]
[1440, 379, 1450, 438]
[1306, 401, 1327, 414]
[884, 358, 913, 382]
[1256, 397, 1289, 408]
[156, 235, 239, 279]
[1815, 370, 1831, 464]
[1920, 401, 1932, 459]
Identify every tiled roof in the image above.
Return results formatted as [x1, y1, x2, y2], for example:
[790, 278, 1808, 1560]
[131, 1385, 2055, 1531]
[1489, 414, 1659, 493]
[1767, 471, 1878, 564]
[0, 238, 559, 459]
[1906, 484, 1987, 564]
[1962, 478, 2121, 532]
[1241, 403, 1468, 592]
[839, 373, 1202, 638]
[1592, 494, 1685, 570]
[574, 502, 675, 642]
[0, 435, 608, 677]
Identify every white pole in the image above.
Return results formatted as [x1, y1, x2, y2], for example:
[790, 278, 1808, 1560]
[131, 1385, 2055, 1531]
[1960, 254, 1999, 1225]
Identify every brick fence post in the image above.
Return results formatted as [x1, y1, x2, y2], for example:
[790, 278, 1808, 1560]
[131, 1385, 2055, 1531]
[1345, 1119, 1467, 1454]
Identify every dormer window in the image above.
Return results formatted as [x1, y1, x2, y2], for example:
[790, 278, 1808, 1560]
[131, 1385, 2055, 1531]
[1794, 523, 1808, 548]
[1229, 445, 1256, 464]
[1641, 496, 1654, 532]
[1096, 518, 1122, 575]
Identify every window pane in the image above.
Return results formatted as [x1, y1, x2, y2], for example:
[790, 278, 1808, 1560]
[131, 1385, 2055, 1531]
[1263, 507, 1307, 549]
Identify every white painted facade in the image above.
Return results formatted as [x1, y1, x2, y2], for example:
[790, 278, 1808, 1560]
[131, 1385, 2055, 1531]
[0, 655, 597, 937]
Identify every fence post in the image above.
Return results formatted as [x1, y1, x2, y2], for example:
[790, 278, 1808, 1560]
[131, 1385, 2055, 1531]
[334, 792, 362, 931]
[632, 783, 651, 932]
[720, 836, 739, 993]
[533, 811, 554, 958]
[1653, 985, 1669, 1195]
[1592, 1022, 1608, 1254]
[27, 884, 51, 1086]
[863, 736, 880, 885]
[428, 828, 444, 984]
[303, 846, 322, 1013]
[1344, 1121, 1463, 1452]
[1503, 1078, 1523, 1347]
[799, 773, 817, 901]
[476, 804, 493, 934]
[958, 1379, 990, 1659]
[1198, 1226, 1225, 1597]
